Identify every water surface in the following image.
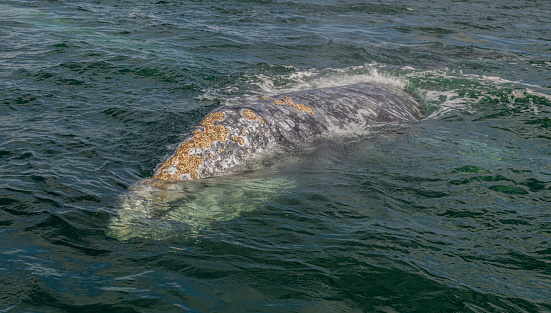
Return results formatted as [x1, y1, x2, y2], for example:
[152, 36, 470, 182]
[1, 0, 550, 312]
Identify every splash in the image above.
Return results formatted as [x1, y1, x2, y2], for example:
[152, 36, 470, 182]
[199, 64, 550, 120]
[405, 69, 551, 118]
[197, 63, 410, 106]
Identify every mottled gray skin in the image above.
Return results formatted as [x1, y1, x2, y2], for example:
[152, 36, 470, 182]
[154, 83, 423, 180]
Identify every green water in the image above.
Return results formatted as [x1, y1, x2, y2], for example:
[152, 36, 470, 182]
[1, 0, 550, 312]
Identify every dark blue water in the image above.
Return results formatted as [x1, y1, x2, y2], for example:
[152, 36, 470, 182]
[1, 0, 550, 312]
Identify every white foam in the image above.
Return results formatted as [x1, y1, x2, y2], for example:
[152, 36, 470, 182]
[406, 69, 551, 119]
[199, 65, 551, 120]
[254, 64, 408, 95]
[199, 63, 412, 106]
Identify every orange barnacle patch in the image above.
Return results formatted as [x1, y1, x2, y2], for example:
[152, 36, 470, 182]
[247, 149, 252, 156]
[232, 135, 245, 145]
[242, 109, 265, 124]
[264, 96, 315, 115]
[281, 97, 315, 115]
[272, 98, 285, 106]
[259, 96, 314, 115]
[154, 112, 229, 180]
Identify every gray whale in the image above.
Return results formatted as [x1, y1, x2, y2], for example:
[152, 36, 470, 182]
[154, 82, 423, 180]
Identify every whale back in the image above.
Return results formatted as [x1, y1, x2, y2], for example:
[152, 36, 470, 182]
[153, 83, 422, 180]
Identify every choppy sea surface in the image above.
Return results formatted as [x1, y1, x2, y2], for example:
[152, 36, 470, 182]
[1, 0, 551, 312]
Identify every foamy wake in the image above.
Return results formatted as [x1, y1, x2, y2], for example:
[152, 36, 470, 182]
[198, 63, 550, 121]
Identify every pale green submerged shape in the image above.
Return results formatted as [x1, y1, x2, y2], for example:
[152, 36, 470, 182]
[108, 176, 295, 241]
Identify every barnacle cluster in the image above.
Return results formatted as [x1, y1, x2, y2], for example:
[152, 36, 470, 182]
[259, 96, 315, 115]
[232, 135, 245, 145]
[154, 112, 229, 180]
[242, 109, 265, 123]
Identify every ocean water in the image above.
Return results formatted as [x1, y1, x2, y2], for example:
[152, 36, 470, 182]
[1, 0, 551, 312]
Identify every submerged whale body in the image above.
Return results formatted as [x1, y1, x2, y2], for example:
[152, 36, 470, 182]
[154, 82, 423, 181]
[109, 82, 423, 241]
